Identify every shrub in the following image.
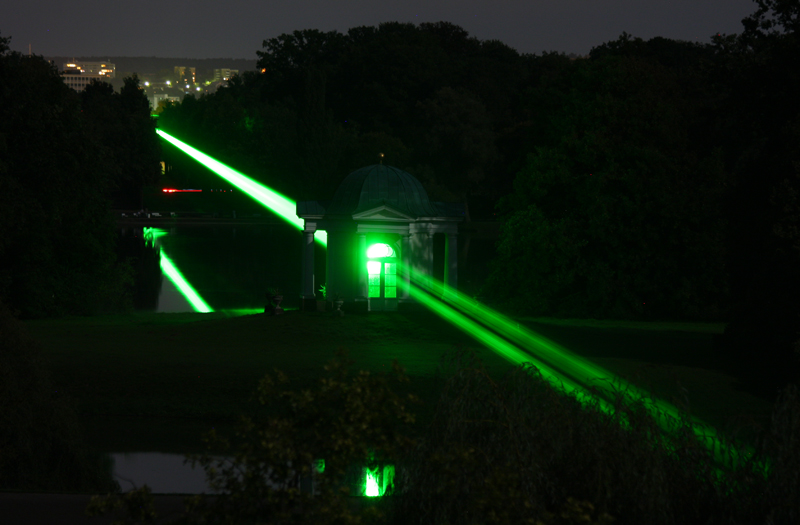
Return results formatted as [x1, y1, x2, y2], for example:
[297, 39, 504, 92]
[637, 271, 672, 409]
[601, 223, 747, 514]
[0, 300, 118, 491]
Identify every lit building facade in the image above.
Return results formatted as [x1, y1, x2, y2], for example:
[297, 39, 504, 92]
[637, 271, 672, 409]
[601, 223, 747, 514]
[61, 61, 115, 91]
[213, 68, 238, 82]
[63, 61, 115, 78]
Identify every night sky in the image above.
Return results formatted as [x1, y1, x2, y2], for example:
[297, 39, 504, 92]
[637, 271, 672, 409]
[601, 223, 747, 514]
[6, 0, 756, 59]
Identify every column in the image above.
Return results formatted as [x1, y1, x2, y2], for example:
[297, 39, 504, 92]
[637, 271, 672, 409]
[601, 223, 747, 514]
[425, 232, 434, 277]
[444, 233, 458, 299]
[301, 229, 316, 304]
[401, 233, 411, 299]
[356, 232, 367, 300]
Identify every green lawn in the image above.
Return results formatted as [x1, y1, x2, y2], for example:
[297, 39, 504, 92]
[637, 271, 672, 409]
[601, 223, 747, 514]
[26, 310, 773, 454]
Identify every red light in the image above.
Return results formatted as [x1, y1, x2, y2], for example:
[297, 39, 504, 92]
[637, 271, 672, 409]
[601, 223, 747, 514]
[162, 188, 202, 193]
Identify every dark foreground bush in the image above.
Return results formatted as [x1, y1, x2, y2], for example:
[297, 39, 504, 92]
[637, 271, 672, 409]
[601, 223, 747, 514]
[90, 350, 799, 524]
[396, 352, 799, 525]
[0, 300, 118, 492]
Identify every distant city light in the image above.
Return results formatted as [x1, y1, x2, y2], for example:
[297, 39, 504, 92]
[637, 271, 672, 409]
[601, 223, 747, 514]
[144, 81, 149, 86]
[166, 81, 171, 85]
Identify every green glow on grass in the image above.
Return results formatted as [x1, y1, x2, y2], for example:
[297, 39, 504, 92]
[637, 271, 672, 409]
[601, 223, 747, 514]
[144, 227, 214, 313]
[156, 129, 327, 247]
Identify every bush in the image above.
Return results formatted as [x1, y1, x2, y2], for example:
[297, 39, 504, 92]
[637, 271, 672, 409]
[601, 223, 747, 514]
[89, 350, 799, 524]
[0, 300, 118, 491]
[396, 352, 797, 525]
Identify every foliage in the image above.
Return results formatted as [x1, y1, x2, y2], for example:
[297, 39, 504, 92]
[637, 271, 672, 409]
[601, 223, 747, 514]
[181, 349, 417, 524]
[0, 35, 158, 317]
[396, 351, 797, 525]
[485, 40, 728, 320]
[158, 22, 532, 215]
[86, 485, 158, 525]
[0, 300, 118, 491]
[89, 350, 800, 524]
[80, 75, 162, 208]
[711, 0, 800, 382]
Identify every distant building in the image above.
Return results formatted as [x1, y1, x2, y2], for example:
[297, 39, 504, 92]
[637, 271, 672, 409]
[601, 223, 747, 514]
[213, 68, 238, 82]
[60, 61, 115, 91]
[61, 71, 104, 91]
[63, 61, 115, 78]
[174, 66, 196, 84]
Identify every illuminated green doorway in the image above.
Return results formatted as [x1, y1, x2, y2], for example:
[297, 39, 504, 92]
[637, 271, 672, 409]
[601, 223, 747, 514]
[367, 243, 397, 311]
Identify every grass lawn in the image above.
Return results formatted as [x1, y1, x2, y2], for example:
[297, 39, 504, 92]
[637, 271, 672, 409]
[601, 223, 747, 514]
[26, 310, 774, 454]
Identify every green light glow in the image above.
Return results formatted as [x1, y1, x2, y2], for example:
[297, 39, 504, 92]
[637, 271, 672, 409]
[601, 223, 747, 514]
[363, 465, 394, 497]
[156, 129, 327, 247]
[144, 227, 214, 313]
[365, 468, 380, 497]
[367, 243, 395, 258]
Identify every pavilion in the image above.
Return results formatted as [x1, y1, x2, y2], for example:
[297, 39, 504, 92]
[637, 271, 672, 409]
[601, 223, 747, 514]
[296, 164, 465, 312]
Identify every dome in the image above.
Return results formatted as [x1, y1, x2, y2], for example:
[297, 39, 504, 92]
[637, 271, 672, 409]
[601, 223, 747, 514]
[325, 164, 438, 218]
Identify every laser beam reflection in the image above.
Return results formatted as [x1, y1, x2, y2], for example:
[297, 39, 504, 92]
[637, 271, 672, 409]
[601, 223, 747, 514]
[144, 227, 213, 313]
[156, 129, 327, 247]
[160, 252, 213, 313]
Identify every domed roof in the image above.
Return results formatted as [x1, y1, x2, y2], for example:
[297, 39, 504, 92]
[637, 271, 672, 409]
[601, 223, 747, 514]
[325, 164, 438, 218]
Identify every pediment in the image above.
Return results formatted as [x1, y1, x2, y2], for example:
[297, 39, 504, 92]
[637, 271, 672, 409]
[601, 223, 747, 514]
[352, 204, 414, 222]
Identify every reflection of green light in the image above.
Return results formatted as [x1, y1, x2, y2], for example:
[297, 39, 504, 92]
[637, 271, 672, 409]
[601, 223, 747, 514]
[143, 226, 168, 246]
[408, 269, 755, 470]
[156, 129, 327, 247]
[160, 251, 213, 313]
[363, 465, 394, 497]
[144, 227, 213, 313]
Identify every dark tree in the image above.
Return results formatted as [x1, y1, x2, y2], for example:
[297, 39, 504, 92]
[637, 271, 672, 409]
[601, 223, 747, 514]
[485, 37, 728, 320]
[0, 35, 157, 317]
[715, 0, 800, 388]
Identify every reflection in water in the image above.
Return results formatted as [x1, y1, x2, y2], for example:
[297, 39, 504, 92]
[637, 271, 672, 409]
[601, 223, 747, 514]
[112, 452, 215, 494]
[120, 222, 497, 313]
[118, 228, 162, 310]
[121, 224, 306, 313]
[156, 272, 195, 313]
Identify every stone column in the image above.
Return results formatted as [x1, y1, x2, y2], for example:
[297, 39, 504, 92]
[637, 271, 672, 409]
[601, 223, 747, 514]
[425, 231, 434, 277]
[401, 233, 411, 299]
[301, 229, 316, 308]
[444, 233, 458, 299]
[356, 232, 367, 300]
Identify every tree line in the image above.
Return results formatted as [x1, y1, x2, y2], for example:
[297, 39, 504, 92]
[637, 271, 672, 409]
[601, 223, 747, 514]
[158, 2, 799, 380]
[1, 1, 798, 378]
[0, 33, 160, 317]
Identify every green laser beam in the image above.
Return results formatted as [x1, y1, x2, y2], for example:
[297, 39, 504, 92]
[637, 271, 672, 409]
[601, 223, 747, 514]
[159, 134, 755, 471]
[160, 251, 214, 313]
[156, 129, 327, 247]
[144, 227, 214, 313]
[407, 268, 754, 470]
